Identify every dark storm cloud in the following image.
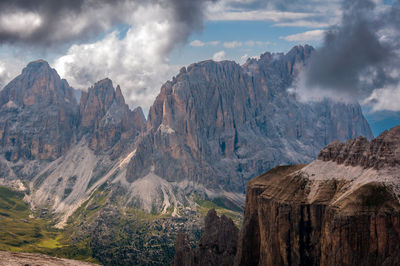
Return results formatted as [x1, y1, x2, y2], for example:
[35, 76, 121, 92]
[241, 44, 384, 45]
[161, 0, 215, 53]
[301, 0, 400, 98]
[0, 0, 214, 47]
[0, 0, 127, 45]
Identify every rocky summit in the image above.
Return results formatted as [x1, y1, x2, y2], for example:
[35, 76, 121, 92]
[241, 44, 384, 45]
[0, 45, 375, 265]
[79, 78, 145, 155]
[235, 126, 400, 266]
[0, 60, 77, 161]
[127, 45, 372, 196]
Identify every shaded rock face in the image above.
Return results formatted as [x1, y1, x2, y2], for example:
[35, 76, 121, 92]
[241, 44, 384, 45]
[78, 78, 145, 154]
[173, 209, 239, 266]
[127, 45, 372, 192]
[235, 126, 400, 266]
[0, 60, 78, 161]
[173, 232, 193, 266]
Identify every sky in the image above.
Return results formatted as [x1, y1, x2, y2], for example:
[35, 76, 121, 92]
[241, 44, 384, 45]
[0, 0, 398, 136]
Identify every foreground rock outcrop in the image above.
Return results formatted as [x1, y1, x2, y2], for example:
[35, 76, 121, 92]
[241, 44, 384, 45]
[173, 209, 238, 266]
[235, 126, 400, 266]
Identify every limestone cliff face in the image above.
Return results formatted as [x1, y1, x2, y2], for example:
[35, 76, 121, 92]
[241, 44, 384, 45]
[0, 60, 78, 161]
[173, 209, 239, 266]
[78, 78, 145, 154]
[127, 45, 373, 192]
[235, 126, 400, 266]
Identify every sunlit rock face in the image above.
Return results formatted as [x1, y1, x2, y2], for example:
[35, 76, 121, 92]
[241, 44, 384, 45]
[127, 45, 373, 193]
[235, 126, 400, 266]
[0, 60, 78, 161]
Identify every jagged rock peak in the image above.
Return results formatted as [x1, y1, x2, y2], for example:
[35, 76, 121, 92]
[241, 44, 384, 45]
[173, 209, 239, 266]
[318, 125, 400, 169]
[83, 78, 127, 107]
[256, 44, 314, 62]
[22, 59, 51, 73]
[89, 78, 114, 99]
[200, 209, 238, 256]
[287, 44, 314, 56]
[79, 78, 145, 152]
[0, 60, 78, 161]
[0, 59, 77, 107]
[115, 85, 125, 104]
[79, 78, 119, 130]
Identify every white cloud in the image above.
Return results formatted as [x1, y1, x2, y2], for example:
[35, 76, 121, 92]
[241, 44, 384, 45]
[0, 56, 26, 90]
[274, 20, 333, 28]
[244, 40, 255, 47]
[288, 70, 358, 104]
[205, 0, 342, 28]
[255, 41, 271, 46]
[0, 62, 8, 89]
[238, 52, 262, 64]
[363, 84, 400, 112]
[213, 50, 226, 61]
[207, 10, 315, 22]
[54, 4, 182, 113]
[190, 40, 205, 47]
[209, 41, 220, 46]
[280, 29, 325, 42]
[223, 41, 242, 48]
[190, 40, 221, 47]
[239, 54, 252, 64]
[0, 12, 42, 38]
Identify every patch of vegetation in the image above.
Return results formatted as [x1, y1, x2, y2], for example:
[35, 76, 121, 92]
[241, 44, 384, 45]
[0, 185, 243, 265]
[0, 186, 98, 263]
[192, 194, 243, 228]
[67, 186, 111, 225]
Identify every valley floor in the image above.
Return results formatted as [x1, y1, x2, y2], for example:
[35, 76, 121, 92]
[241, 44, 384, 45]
[0, 251, 98, 266]
[0, 185, 243, 265]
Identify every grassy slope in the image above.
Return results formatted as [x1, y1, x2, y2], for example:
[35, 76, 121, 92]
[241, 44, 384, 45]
[192, 195, 243, 228]
[0, 186, 60, 251]
[0, 185, 243, 264]
[0, 186, 97, 263]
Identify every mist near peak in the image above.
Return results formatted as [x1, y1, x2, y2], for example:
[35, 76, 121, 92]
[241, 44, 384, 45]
[291, 0, 400, 111]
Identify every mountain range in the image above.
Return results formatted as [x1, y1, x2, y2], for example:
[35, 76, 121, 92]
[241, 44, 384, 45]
[0, 45, 373, 264]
